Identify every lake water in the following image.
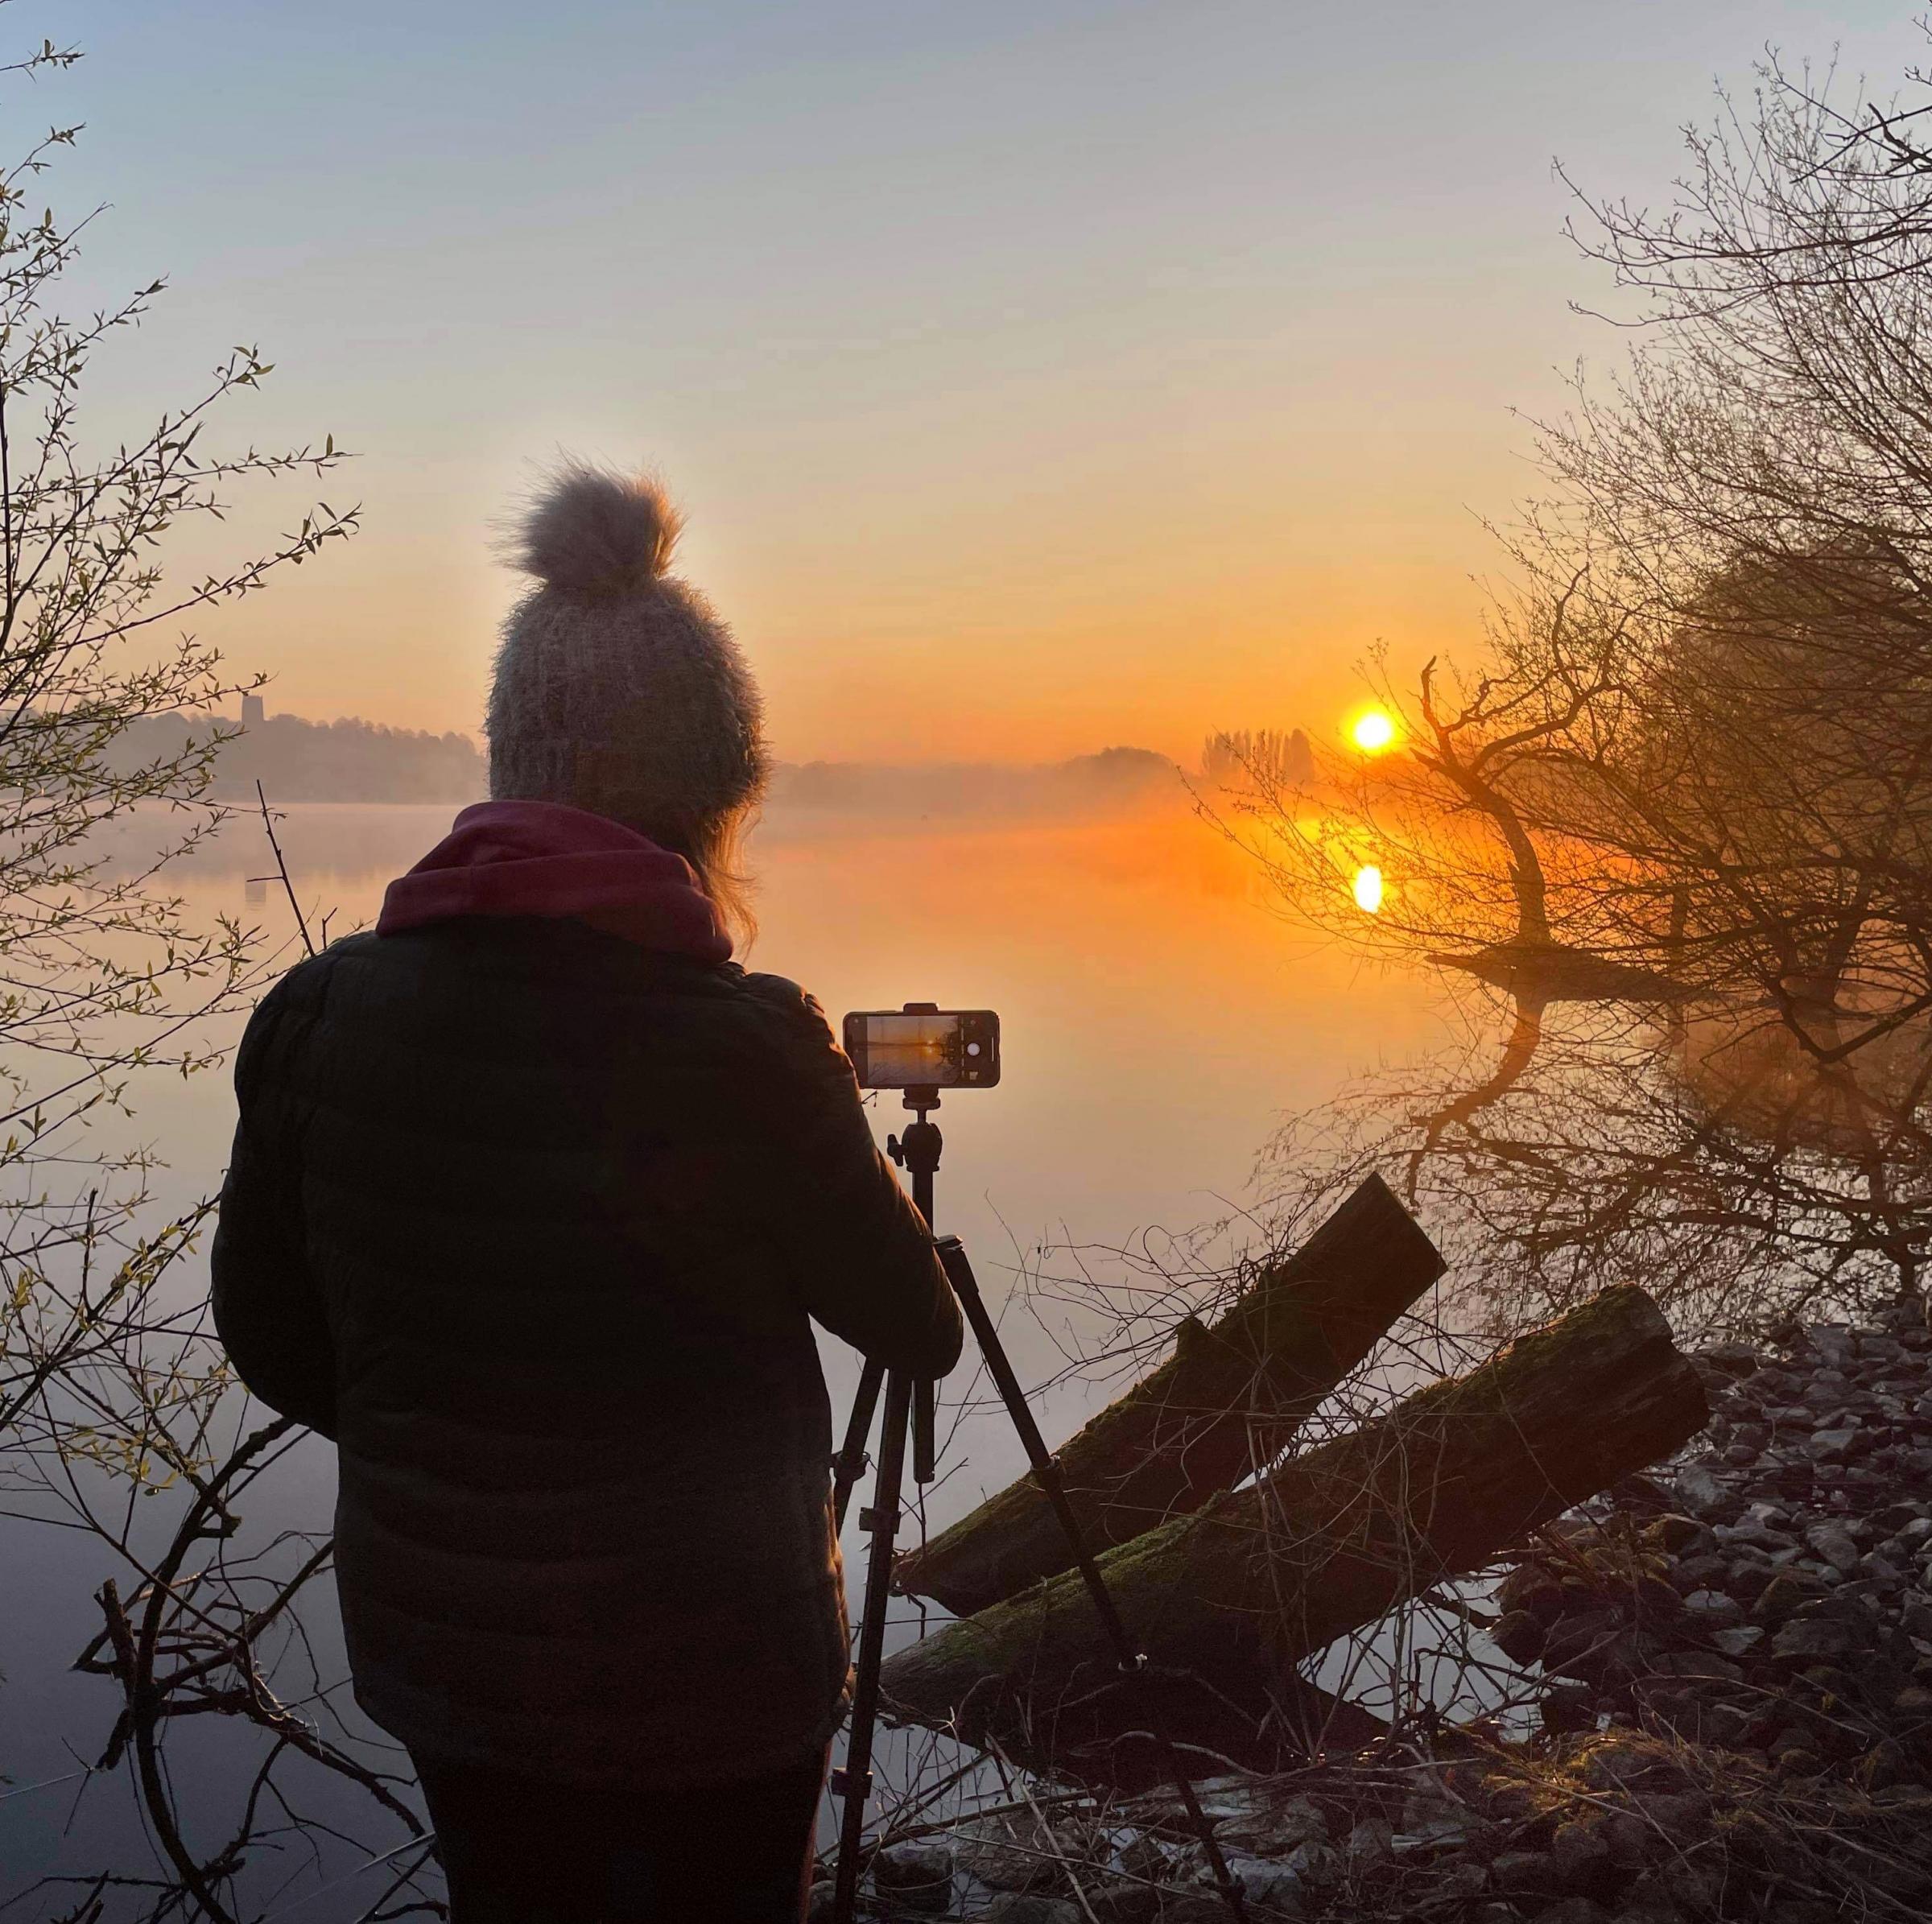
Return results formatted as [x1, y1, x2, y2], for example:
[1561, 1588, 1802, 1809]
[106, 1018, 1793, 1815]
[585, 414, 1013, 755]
[0, 788, 1445, 1918]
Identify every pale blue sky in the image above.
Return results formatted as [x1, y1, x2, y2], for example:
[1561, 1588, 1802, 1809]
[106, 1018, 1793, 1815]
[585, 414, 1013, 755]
[32, 1, 1930, 757]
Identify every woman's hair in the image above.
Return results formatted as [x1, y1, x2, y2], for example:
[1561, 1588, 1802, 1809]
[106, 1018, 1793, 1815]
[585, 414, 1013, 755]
[644, 800, 759, 952]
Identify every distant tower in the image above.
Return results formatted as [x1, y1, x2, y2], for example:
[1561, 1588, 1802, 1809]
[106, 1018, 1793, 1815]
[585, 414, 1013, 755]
[242, 692, 266, 727]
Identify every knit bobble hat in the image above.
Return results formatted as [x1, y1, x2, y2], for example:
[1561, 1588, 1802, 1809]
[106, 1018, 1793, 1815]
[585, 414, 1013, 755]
[486, 464, 768, 831]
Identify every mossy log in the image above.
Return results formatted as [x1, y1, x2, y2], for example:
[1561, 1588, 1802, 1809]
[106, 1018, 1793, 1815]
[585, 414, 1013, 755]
[880, 1285, 1708, 1783]
[894, 1172, 1444, 1616]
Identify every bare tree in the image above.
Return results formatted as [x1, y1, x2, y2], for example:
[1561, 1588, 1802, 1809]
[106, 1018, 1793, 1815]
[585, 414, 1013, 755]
[0, 24, 444, 1921]
[1216, 43, 1932, 1335]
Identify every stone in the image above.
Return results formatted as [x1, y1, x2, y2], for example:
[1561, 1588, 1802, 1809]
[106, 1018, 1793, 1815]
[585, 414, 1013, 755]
[1585, 1733, 1702, 1792]
[1679, 1588, 1743, 1628]
[1499, 1567, 1571, 1625]
[1894, 1682, 1932, 1718]
[1857, 1737, 1910, 1791]
[1773, 1741, 1826, 1777]
[1695, 1341, 1761, 1376]
[1795, 1587, 1877, 1623]
[1343, 1818, 1393, 1870]
[1641, 1790, 1710, 1836]
[1634, 1574, 1681, 1616]
[1550, 1819, 1612, 1886]
[1280, 1840, 1338, 1886]
[875, 1841, 955, 1913]
[1224, 1855, 1304, 1910]
[1397, 1789, 1481, 1848]
[1672, 1467, 1727, 1513]
[1640, 1684, 1697, 1735]
[1492, 1608, 1547, 1665]
[1808, 1427, 1860, 1464]
[1600, 1810, 1652, 1864]
[1218, 1793, 1326, 1856]
[1803, 1522, 1860, 1570]
[1543, 1608, 1626, 1677]
[1771, 1616, 1860, 1660]
[805, 1881, 837, 1922]
[1643, 1650, 1742, 1683]
[1710, 1625, 1765, 1657]
[1752, 1571, 1830, 1623]
[1714, 1521, 1792, 1553]
[1538, 1901, 1612, 1924]
[1084, 1888, 1162, 1924]
[957, 1820, 1058, 1893]
[1617, 1869, 1692, 1922]
[1647, 1513, 1708, 1554]
[1489, 1848, 1558, 1895]
[1542, 1678, 1600, 1733]
[976, 1897, 1082, 1924]
[1667, 1553, 1729, 1596]
[1145, 1901, 1226, 1924]
[1113, 1835, 1173, 1887]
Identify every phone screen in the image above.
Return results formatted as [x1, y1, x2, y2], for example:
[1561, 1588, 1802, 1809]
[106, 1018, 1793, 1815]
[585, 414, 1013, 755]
[842, 1009, 1001, 1089]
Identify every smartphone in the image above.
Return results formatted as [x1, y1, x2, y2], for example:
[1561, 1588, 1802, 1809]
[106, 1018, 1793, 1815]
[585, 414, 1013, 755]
[842, 1008, 1001, 1090]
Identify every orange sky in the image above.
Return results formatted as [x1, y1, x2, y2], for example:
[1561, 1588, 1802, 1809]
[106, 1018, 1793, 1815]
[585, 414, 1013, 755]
[189, 422, 1506, 766]
[56, 1, 1928, 766]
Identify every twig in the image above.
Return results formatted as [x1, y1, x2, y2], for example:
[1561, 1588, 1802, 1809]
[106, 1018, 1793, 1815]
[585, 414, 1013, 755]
[254, 780, 315, 958]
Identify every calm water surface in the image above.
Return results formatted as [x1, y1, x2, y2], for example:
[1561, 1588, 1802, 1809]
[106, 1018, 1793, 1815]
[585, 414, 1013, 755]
[0, 791, 1443, 1916]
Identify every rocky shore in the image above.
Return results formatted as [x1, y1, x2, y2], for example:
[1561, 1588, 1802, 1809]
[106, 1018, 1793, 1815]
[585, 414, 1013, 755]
[819, 1303, 1932, 1921]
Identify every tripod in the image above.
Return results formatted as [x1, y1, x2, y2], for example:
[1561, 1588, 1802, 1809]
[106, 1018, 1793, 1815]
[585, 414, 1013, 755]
[826, 1088, 1246, 1924]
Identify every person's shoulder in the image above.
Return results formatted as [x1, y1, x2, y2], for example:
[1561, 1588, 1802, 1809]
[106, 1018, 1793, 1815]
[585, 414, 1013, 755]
[712, 969, 853, 1079]
[233, 938, 363, 1095]
[255, 931, 378, 1016]
[734, 969, 827, 1022]
[734, 970, 847, 1044]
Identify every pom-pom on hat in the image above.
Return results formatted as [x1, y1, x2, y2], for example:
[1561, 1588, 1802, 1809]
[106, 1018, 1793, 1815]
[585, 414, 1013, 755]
[487, 463, 768, 832]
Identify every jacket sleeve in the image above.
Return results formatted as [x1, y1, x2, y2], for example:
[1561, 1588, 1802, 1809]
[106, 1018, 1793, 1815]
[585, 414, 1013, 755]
[210, 969, 340, 1438]
[743, 975, 964, 1377]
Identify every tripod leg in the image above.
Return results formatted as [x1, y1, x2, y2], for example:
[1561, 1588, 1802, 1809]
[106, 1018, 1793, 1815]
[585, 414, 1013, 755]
[832, 1358, 886, 1533]
[832, 1370, 912, 1924]
[933, 1238, 1249, 1922]
[912, 1375, 936, 1484]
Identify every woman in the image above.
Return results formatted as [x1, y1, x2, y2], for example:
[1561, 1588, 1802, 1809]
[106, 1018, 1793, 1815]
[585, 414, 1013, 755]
[211, 465, 963, 1922]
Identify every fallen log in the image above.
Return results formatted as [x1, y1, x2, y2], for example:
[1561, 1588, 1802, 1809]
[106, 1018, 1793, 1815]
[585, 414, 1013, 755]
[880, 1285, 1708, 1782]
[894, 1172, 1444, 1616]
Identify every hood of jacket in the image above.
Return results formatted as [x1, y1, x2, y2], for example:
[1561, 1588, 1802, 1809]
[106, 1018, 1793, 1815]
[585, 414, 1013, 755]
[376, 799, 732, 964]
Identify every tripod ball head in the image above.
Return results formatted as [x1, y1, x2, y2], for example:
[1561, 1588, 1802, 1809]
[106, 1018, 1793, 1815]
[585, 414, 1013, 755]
[888, 1115, 943, 1179]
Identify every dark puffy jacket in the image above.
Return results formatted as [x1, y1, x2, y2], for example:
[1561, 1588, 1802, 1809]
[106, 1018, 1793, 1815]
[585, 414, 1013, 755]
[211, 915, 961, 1786]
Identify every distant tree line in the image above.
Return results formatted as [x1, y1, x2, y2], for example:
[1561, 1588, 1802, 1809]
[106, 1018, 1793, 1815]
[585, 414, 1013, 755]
[770, 745, 1178, 816]
[1202, 728, 1313, 788]
[107, 706, 486, 803]
[91, 723, 1182, 815]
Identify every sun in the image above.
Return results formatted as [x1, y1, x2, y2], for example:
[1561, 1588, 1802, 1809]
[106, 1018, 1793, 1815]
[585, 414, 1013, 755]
[1349, 708, 1397, 753]
[1352, 865, 1384, 914]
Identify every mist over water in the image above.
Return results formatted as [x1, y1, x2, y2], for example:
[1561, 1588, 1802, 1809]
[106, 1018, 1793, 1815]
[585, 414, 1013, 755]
[2, 774, 1441, 1913]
